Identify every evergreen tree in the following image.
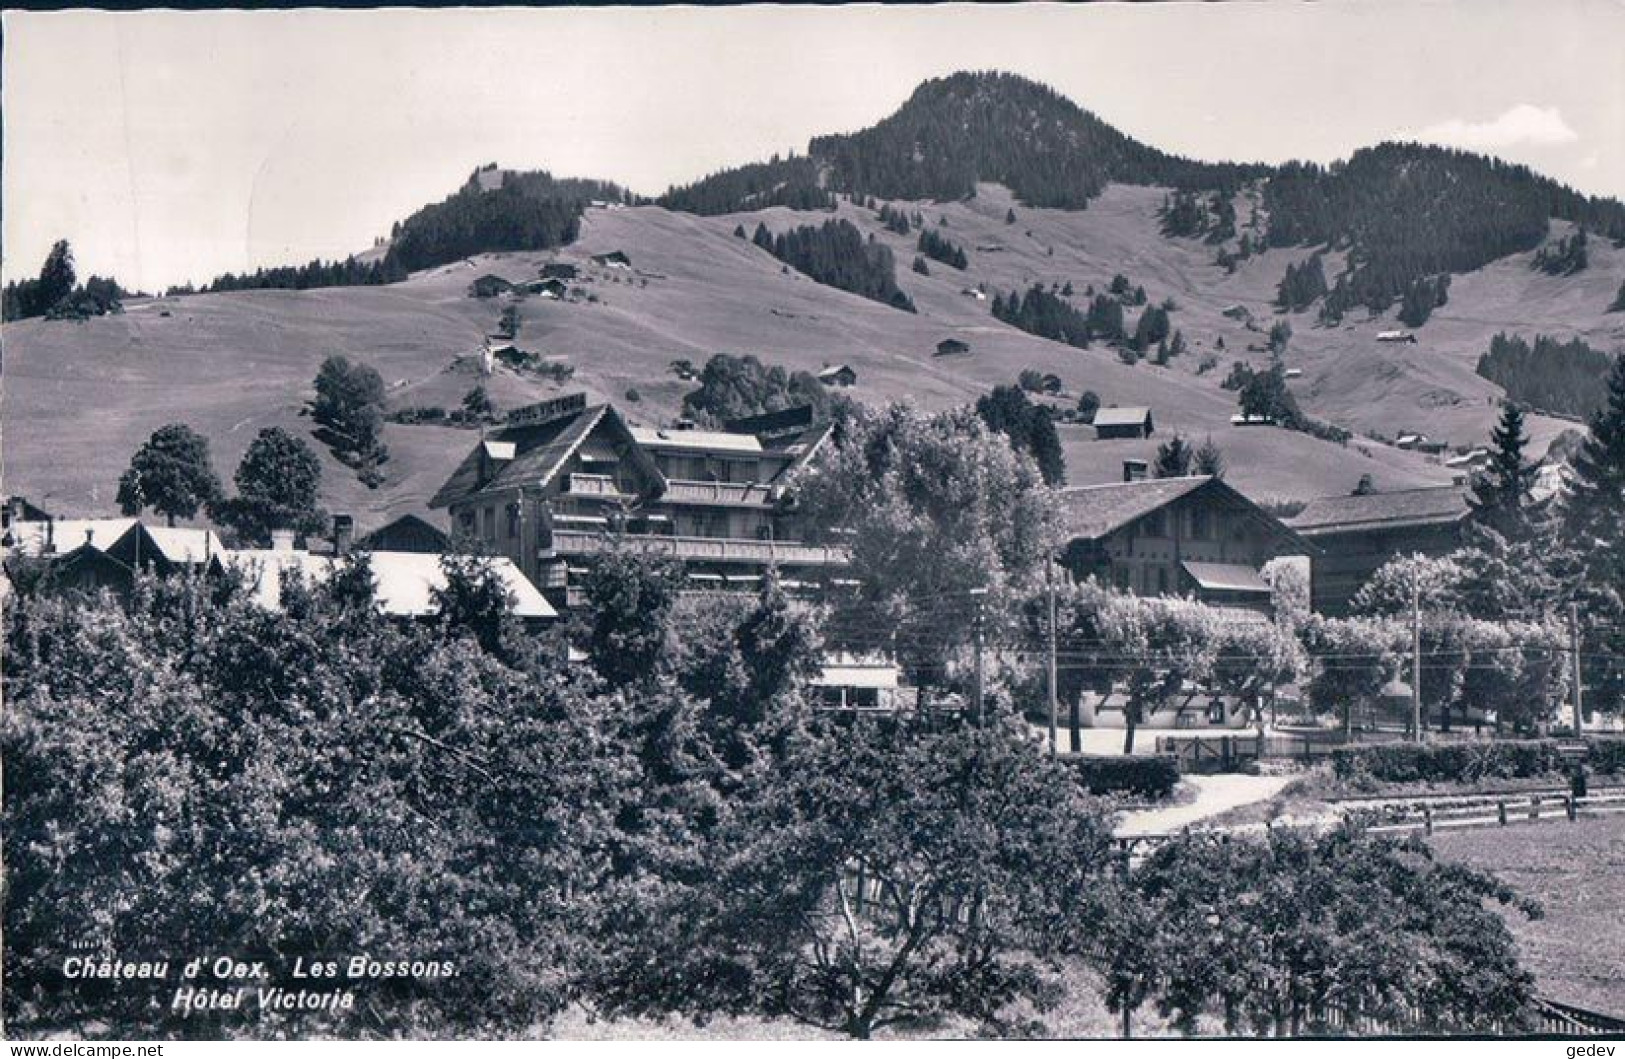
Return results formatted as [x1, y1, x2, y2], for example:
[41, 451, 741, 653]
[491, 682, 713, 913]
[1194, 436, 1225, 478]
[1466, 402, 1537, 539]
[1154, 435, 1194, 478]
[36, 240, 76, 312]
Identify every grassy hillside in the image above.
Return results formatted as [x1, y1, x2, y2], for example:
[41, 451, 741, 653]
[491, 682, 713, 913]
[6, 181, 1618, 532]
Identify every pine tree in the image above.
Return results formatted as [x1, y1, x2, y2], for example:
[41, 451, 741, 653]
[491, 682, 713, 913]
[1194, 436, 1225, 478]
[36, 239, 76, 312]
[1466, 402, 1537, 539]
[1154, 435, 1194, 478]
[1562, 353, 1625, 552]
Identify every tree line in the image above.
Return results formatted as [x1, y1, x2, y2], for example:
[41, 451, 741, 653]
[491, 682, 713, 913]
[751, 219, 916, 313]
[2, 240, 126, 322]
[1475, 332, 1616, 421]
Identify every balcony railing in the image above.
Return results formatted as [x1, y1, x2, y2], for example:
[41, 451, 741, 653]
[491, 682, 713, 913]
[660, 478, 775, 506]
[550, 529, 848, 567]
[561, 473, 627, 498]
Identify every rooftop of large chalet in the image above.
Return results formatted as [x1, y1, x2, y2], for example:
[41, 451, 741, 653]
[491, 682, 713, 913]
[1287, 485, 1469, 535]
[629, 426, 764, 455]
[1057, 475, 1314, 552]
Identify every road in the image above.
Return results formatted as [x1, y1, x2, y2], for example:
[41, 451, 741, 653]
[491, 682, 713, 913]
[1116, 773, 1297, 836]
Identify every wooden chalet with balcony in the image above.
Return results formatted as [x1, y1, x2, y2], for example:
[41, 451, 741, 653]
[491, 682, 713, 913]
[428, 394, 846, 605]
[1056, 474, 1312, 615]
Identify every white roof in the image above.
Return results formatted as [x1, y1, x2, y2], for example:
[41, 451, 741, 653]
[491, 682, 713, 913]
[6, 518, 138, 554]
[1093, 406, 1152, 428]
[223, 549, 556, 620]
[814, 653, 902, 689]
[483, 440, 517, 460]
[630, 426, 762, 455]
[141, 525, 225, 564]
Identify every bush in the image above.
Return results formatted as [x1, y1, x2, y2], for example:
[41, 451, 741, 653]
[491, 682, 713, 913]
[1584, 736, 1625, 774]
[1330, 740, 1567, 784]
[1063, 753, 1179, 800]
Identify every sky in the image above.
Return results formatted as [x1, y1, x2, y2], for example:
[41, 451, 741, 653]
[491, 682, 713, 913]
[4, 1, 1623, 294]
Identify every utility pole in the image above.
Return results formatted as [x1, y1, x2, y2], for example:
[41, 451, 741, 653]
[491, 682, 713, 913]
[1570, 600, 1584, 735]
[1411, 579, 1423, 743]
[1047, 559, 1059, 755]
[970, 587, 988, 725]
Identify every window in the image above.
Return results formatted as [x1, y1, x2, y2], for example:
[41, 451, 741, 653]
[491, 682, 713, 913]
[507, 502, 522, 538]
[1143, 511, 1167, 538]
[1207, 699, 1227, 724]
[483, 507, 496, 541]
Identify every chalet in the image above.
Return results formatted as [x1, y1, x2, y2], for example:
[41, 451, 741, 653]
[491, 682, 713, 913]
[5, 517, 224, 597]
[590, 251, 632, 269]
[104, 523, 226, 576]
[1093, 406, 1155, 440]
[355, 513, 450, 554]
[960, 288, 987, 301]
[1286, 485, 1470, 616]
[540, 263, 579, 280]
[1283, 367, 1304, 380]
[5, 517, 138, 556]
[1230, 413, 1276, 427]
[818, 364, 858, 388]
[1056, 474, 1312, 615]
[527, 278, 569, 299]
[935, 338, 971, 357]
[429, 393, 845, 606]
[1377, 330, 1417, 344]
[469, 274, 514, 298]
[1395, 433, 1449, 455]
[2, 496, 51, 528]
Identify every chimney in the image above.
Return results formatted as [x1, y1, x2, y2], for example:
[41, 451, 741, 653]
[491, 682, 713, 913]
[332, 514, 354, 556]
[270, 528, 296, 552]
[45, 514, 55, 554]
[1123, 459, 1149, 483]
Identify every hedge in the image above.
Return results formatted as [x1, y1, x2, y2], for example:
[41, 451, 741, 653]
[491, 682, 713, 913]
[1331, 737, 1625, 784]
[1063, 754, 1180, 800]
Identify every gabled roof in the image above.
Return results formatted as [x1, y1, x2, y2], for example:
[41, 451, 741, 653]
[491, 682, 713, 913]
[430, 403, 663, 509]
[118, 524, 224, 565]
[1059, 475, 1314, 552]
[5, 518, 139, 555]
[355, 513, 450, 550]
[1287, 486, 1469, 535]
[1058, 477, 1210, 539]
[1092, 406, 1153, 429]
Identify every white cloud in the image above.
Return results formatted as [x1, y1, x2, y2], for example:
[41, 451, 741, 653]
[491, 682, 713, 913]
[1406, 104, 1580, 151]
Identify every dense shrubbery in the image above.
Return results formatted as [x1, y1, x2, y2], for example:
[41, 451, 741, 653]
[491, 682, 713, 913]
[1330, 740, 1570, 784]
[680, 352, 835, 424]
[1063, 753, 1179, 800]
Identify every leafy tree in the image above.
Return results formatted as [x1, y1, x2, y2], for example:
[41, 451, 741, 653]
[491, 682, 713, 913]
[1349, 553, 1467, 617]
[432, 551, 521, 662]
[977, 384, 1066, 486]
[1352, 473, 1377, 496]
[1300, 615, 1408, 732]
[594, 716, 1116, 1038]
[462, 385, 495, 421]
[1153, 435, 1194, 478]
[578, 548, 687, 689]
[1127, 826, 1538, 1036]
[313, 355, 387, 457]
[1076, 390, 1101, 423]
[115, 423, 223, 526]
[2, 570, 637, 1036]
[681, 353, 832, 424]
[793, 404, 1061, 705]
[210, 427, 326, 545]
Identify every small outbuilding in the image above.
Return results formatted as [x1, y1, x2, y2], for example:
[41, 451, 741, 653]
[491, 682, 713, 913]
[1093, 406, 1155, 440]
[1377, 330, 1418, 344]
[540, 263, 579, 280]
[935, 338, 971, 357]
[818, 364, 858, 388]
[590, 251, 632, 269]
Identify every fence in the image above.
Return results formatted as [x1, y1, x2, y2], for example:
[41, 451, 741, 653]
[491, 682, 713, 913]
[1357, 788, 1625, 836]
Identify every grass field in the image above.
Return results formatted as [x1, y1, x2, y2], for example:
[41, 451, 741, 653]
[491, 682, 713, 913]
[1429, 813, 1625, 1018]
[6, 181, 1618, 530]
